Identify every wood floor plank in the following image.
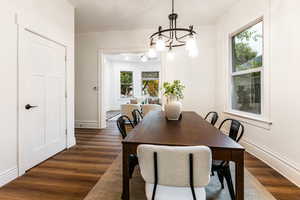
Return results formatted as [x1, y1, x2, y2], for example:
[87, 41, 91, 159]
[244, 153, 300, 200]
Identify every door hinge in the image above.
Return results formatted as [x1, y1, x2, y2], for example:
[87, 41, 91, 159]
[65, 55, 67, 62]
[65, 129, 68, 135]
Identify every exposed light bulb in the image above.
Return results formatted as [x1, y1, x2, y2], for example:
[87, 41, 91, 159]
[148, 47, 157, 58]
[141, 55, 148, 62]
[167, 49, 175, 61]
[124, 56, 130, 61]
[155, 36, 166, 52]
[188, 47, 199, 58]
[186, 35, 197, 52]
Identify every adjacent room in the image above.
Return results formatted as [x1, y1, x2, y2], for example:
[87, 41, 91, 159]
[98, 52, 161, 125]
[0, 0, 299, 200]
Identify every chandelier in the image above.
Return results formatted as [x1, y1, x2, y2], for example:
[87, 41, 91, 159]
[148, 0, 199, 59]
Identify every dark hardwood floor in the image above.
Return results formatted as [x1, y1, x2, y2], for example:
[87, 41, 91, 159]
[245, 153, 300, 200]
[0, 123, 121, 200]
[0, 121, 299, 200]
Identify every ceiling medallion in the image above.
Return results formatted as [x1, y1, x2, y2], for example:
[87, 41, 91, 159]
[148, 0, 199, 60]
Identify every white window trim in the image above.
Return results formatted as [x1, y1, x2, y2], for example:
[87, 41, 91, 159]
[227, 17, 271, 123]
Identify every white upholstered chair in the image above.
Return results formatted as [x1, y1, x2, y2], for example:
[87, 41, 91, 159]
[137, 145, 212, 200]
[141, 104, 162, 116]
[121, 104, 141, 121]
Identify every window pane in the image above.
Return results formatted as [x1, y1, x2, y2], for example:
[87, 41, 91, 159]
[232, 21, 263, 72]
[141, 72, 159, 97]
[142, 80, 159, 97]
[120, 71, 133, 98]
[232, 72, 261, 114]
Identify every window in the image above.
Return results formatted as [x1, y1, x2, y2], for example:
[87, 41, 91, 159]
[120, 71, 133, 98]
[231, 21, 263, 115]
[141, 72, 159, 97]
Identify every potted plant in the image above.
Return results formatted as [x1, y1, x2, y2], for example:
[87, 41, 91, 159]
[162, 80, 185, 120]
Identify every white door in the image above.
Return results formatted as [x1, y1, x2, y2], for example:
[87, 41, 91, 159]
[19, 29, 67, 172]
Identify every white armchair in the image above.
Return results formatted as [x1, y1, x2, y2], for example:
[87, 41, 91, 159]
[137, 145, 212, 200]
[120, 104, 141, 121]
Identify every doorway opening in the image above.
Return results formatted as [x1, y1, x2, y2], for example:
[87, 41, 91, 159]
[100, 51, 162, 127]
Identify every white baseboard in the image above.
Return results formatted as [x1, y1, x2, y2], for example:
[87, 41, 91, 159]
[75, 120, 99, 129]
[0, 167, 18, 187]
[241, 139, 300, 187]
[67, 136, 76, 148]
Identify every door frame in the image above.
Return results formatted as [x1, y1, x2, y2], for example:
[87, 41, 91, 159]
[17, 26, 69, 175]
[97, 48, 166, 129]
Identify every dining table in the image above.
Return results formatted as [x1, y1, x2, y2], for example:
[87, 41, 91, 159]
[122, 111, 245, 200]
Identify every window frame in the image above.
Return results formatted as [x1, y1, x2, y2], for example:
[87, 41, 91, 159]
[120, 71, 134, 98]
[228, 18, 265, 118]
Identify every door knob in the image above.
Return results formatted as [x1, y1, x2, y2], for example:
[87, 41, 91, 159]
[25, 104, 38, 110]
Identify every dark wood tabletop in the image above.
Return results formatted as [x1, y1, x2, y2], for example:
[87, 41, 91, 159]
[124, 111, 244, 151]
[122, 111, 245, 200]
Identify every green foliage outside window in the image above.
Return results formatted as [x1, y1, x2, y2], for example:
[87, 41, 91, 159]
[120, 71, 133, 98]
[232, 23, 263, 72]
[142, 80, 159, 97]
[142, 72, 160, 97]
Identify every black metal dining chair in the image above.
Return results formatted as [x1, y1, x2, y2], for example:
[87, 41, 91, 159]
[116, 115, 138, 178]
[212, 119, 244, 200]
[132, 109, 143, 126]
[204, 111, 219, 126]
[116, 115, 134, 139]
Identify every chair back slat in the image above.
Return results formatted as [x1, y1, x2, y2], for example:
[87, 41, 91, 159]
[204, 112, 219, 126]
[219, 118, 244, 143]
[132, 109, 143, 126]
[116, 115, 134, 139]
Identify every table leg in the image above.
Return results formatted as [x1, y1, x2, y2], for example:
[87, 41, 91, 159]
[235, 151, 244, 200]
[122, 144, 130, 200]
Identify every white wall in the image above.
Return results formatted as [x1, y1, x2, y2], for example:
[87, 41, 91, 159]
[75, 29, 154, 126]
[163, 26, 217, 114]
[0, 0, 74, 186]
[75, 27, 217, 126]
[215, 0, 300, 186]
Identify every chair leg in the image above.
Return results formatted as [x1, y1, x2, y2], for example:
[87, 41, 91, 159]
[211, 169, 215, 176]
[217, 171, 224, 189]
[224, 166, 235, 200]
[128, 154, 138, 179]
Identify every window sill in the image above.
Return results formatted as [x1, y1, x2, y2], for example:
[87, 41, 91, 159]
[223, 111, 272, 130]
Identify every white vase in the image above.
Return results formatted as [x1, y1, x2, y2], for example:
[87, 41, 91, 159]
[164, 96, 182, 120]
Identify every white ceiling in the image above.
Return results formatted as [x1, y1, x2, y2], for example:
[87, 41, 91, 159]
[68, 0, 239, 33]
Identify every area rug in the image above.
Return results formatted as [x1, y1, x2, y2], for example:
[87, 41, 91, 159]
[84, 155, 276, 200]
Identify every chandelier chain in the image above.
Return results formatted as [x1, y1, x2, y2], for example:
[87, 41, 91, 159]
[172, 0, 174, 14]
